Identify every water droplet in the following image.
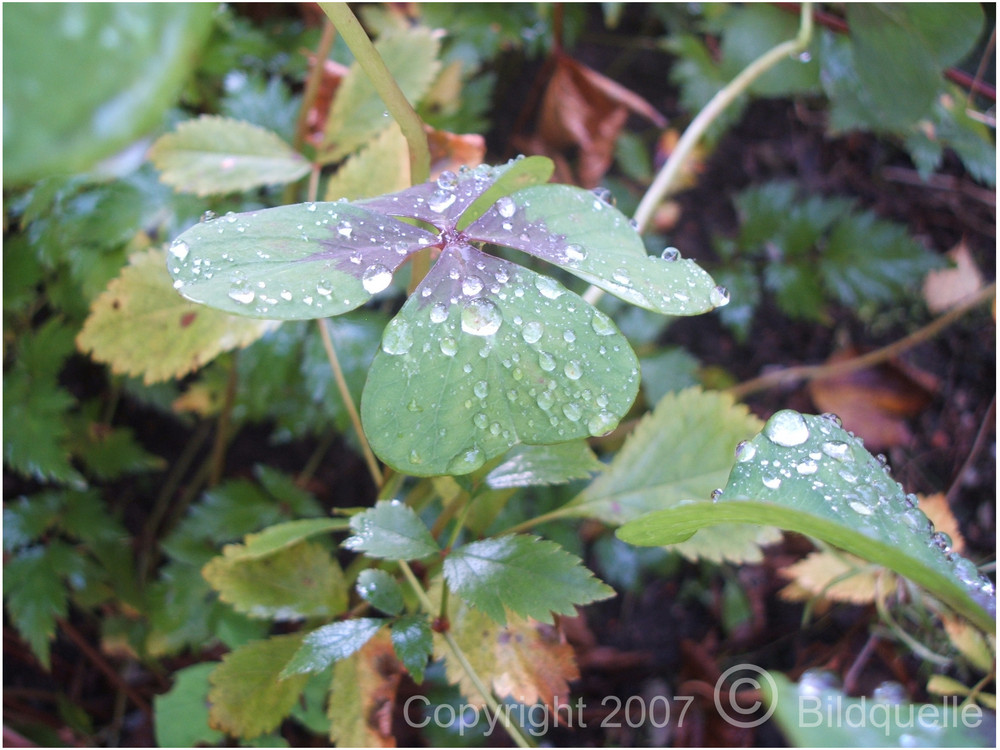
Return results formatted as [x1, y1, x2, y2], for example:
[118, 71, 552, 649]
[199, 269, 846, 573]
[764, 410, 810, 446]
[536, 391, 555, 410]
[735, 440, 757, 462]
[521, 321, 543, 344]
[428, 189, 457, 213]
[588, 410, 616, 437]
[590, 311, 616, 336]
[169, 240, 190, 260]
[821, 441, 850, 461]
[660, 247, 680, 261]
[848, 500, 874, 516]
[564, 361, 582, 380]
[462, 275, 484, 296]
[538, 351, 556, 371]
[280, 290, 293, 301]
[590, 186, 615, 205]
[564, 243, 586, 262]
[798, 51, 812, 63]
[563, 402, 583, 421]
[461, 298, 502, 336]
[436, 170, 458, 190]
[931, 532, 952, 552]
[710, 285, 730, 307]
[228, 279, 255, 304]
[409, 449, 423, 465]
[563, 330, 576, 343]
[796, 459, 818, 475]
[871, 681, 906, 704]
[430, 302, 449, 323]
[819, 412, 842, 427]
[474, 380, 489, 399]
[200, 210, 216, 223]
[474, 413, 488, 429]
[447, 446, 485, 474]
[337, 220, 353, 238]
[799, 669, 842, 695]
[306, 202, 317, 212]
[362, 264, 393, 294]
[710, 488, 724, 502]
[381, 319, 413, 355]
[439, 337, 458, 356]
[496, 196, 516, 218]
[534, 276, 563, 299]
[612, 268, 630, 285]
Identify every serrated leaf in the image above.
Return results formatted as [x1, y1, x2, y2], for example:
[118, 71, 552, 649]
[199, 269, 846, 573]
[467, 184, 722, 315]
[69, 423, 165, 480]
[228, 518, 348, 561]
[154, 663, 226, 748]
[485, 441, 604, 489]
[3, 371, 83, 486]
[360, 245, 639, 476]
[391, 614, 432, 684]
[328, 630, 402, 747]
[322, 27, 441, 162]
[343, 500, 439, 560]
[280, 618, 384, 678]
[3, 4, 214, 184]
[433, 584, 579, 709]
[618, 411, 996, 632]
[208, 634, 309, 739]
[779, 550, 880, 605]
[166, 202, 436, 320]
[77, 248, 276, 384]
[356, 569, 404, 616]
[323, 122, 410, 201]
[149, 116, 310, 195]
[557, 387, 778, 563]
[443, 534, 613, 625]
[202, 540, 347, 620]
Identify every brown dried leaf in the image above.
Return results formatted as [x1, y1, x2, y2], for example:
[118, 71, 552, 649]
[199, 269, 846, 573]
[526, 53, 666, 187]
[426, 125, 486, 178]
[303, 56, 351, 149]
[779, 550, 880, 605]
[923, 241, 984, 313]
[329, 630, 402, 747]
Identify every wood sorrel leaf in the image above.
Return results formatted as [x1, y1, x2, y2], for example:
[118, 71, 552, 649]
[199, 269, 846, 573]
[467, 184, 725, 315]
[343, 500, 439, 561]
[280, 618, 384, 678]
[618, 410, 996, 632]
[360, 240, 639, 476]
[442, 534, 614, 625]
[167, 203, 436, 320]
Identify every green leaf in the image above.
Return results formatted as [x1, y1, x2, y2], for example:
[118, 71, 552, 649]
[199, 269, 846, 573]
[556, 388, 778, 563]
[360, 248, 640, 476]
[356, 569, 404, 616]
[149, 115, 311, 196]
[208, 634, 309, 739]
[639, 347, 700, 406]
[280, 618, 384, 678]
[3, 370, 82, 486]
[323, 122, 411, 201]
[69, 423, 165, 480]
[322, 27, 441, 162]
[454, 155, 554, 231]
[153, 663, 226, 748]
[618, 411, 996, 632]
[485, 441, 604, 489]
[166, 202, 436, 320]
[3, 3, 214, 184]
[342, 500, 440, 561]
[202, 540, 347, 621]
[468, 184, 723, 315]
[442, 534, 614, 625]
[227, 518, 348, 561]
[391, 614, 433, 684]
[764, 671, 992, 747]
[77, 248, 276, 384]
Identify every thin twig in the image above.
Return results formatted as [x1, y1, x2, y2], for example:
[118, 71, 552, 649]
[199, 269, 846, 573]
[293, 18, 337, 154]
[316, 318, 383, 487]
[946, 395, 996, 505]
[208, 356, 239, 487]
[727, 282, 997, 401]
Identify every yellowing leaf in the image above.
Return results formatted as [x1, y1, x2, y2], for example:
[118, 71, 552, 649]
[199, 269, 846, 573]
[76, 248, 276, 384]
[923, 242, 985, 313]
[434, 583, 579, 710]
[208, 634, 309, 739]
[149, 115, 310, 196]
[779, 550, 880, 605]
[329, 630, 402, 747]
[324, 122, 410, 201]
[941, 616, 995, 673]
[918, 493, 966, 553]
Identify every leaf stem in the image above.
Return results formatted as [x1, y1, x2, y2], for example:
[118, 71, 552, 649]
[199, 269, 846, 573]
[632, 2, 814, 232]
[316, 318, 383, 487]
[208, 355, 240, 486]
[318, 2, 430, 184]
[727, 282, 997, 401]
[398, 562, 536, 749]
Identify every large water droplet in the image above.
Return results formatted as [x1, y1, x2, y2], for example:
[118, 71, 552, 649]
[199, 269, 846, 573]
[538, 351, 556, 372]
[821, 441, 850, 461]
[381, 319, 413, 355]
[562, 402, 583, 421]
[474, 413, 489, 429]
[169, 240, 190, 260]
[564, 244, 586, 262]
[735, 440, 757, 463]
[228, 279, 255, 304]
[428, 189, 457, 213]
[848, 500, 874, 516]
[430, 302, 449, 324]
[462, 275, 484, 296]
[439, 337, 458, 357]
[536, 391, 555, 410]
[710, 285, 730, 307]
[872, 681, 906, 704]
[522, 321, 543, 344]
[590, 311, 616, 336]
[764, 410, 810, 446]
[436, 170, 458, 190]
[588, 410, 616, 437]
[362, 264, 392, 294]
[564, 361, 582, 380]
[660, 247, 680, 262]
[337, 220, 353, 238]
[461, 298, 502, 336]
[496, 196, 516, 218]
[448, 446, 485, 474]
[796, 459, 819, 475]
[473, 380, 489, 399]
[534, 276, 563, 299]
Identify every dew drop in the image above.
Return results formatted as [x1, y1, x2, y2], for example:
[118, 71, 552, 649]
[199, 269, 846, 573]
[474, 413, 488, 429]
[169, 240, 190, 260]
[462, 275, 484, 296]
[409, 449, 423, 465]
[848, 500, 874, 516]
[538, 351, 556, 372]
[474, 380, 489, 399]
[228, 279, 255, 304]
[796, 459, 818, 475]
[337, 220, 353, 238]
[448, 446, 485, 474]
[564, 243, 586, 262]
[660, 246, 680, 262]
[872, 681, 906, 705]
[764, 410, 810, 446]
[590, 311, 616, 336]
[563, 330, 576, 343]
[536, 391, 555, 410]
[821, 441, 850, 461]
[762, 476, 782, 490]
[362, 264, 393, 294]
[381, 319, 413, 355]
[710, 285, 730, 307]
[461, 298, 502, 336]
[612, 268, 630, 285]
[439, 337, 458, 357]
[496, 196, 516, 218]
[562, 402, 583, 421]
[564, 361, 582, 380]
[521, 321, 543, 344]
[428, 189, 456, 213]
[436, 170, 458, 190]
[306, 202, 317, 212]
[407, 399, 422, 413]
[534, 276, 563, 299]
[280, 290, 293, 301]
[735, 440, 757, 463]
[587, 410, 616, 437]
[710, 488, 724, 502]
[819, 412, 843, 427]
[430, 302, 449, 323]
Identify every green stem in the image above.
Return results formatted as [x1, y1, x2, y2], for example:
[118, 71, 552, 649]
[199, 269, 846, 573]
[632, 2, 813, 232]
[318, 2, 430, 185]
[398, 562, 535, 749]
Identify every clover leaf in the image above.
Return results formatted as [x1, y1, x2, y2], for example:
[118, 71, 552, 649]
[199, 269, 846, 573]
[167, 157, 727, 475]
